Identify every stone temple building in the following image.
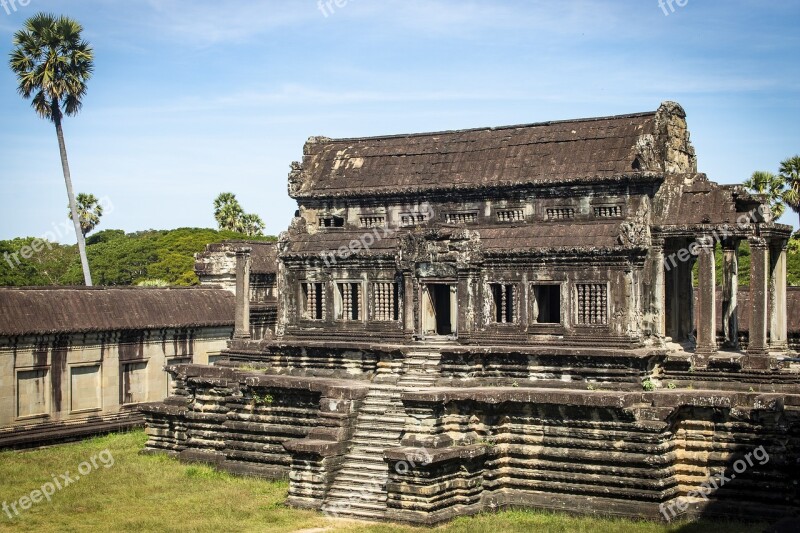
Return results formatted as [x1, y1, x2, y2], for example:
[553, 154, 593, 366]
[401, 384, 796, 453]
[194, 240, 279, 342]
[142, 102, 799, 524]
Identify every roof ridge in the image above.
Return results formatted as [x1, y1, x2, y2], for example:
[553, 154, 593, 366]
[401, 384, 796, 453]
[320, 110, 658, 143]
[0, 286, 217, 291]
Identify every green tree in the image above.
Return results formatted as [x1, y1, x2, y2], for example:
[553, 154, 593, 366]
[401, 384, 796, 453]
[213, 192, 244, 232]
[1, 228, 277, 287]
[744, 170, 787, 219]
[68, 193, 104, 237]
[779, 155, 800, 231]
[238, 213, 266, 237]
[212, 192, 264, 236]
[9, 13, 95, 285]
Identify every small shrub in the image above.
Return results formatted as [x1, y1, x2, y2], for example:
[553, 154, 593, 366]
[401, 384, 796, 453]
[251, 392, 274, 406]
[642, 379, 656, 392]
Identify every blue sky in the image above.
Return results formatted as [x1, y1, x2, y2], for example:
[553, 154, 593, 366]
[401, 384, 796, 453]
[1, 0, 798, 241]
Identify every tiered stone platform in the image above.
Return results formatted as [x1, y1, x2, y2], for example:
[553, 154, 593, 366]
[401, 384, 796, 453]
[141, 341, 800, 525]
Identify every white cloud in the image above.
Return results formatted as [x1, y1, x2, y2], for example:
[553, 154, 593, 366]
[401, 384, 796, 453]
[141, 0, 314, 45]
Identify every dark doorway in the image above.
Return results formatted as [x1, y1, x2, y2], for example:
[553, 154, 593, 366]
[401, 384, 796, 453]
[431, 285, 452, 335]
[422, 284, 456, 336]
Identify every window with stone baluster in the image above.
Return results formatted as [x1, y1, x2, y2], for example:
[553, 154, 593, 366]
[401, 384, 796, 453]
[490, 283, 517, 324]
[335, 282, 362, 321]
[371, 282, 399, 321]
[575, 283, 608, 326]
[301, 282, 325, 320]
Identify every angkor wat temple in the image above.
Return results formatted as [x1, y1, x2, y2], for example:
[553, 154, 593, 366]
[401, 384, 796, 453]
[142, 102, 800, 525]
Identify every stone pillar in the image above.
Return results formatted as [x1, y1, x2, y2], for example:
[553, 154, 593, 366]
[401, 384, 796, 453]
[234, 247, 252, 340]
[403, 271, 414, 335]
[651, 235, 666, 341]
[744, 237, 769, 368]
[769, 240, 789, 353]
[694, 236, 717, 366]
[721, 239, 740, 349]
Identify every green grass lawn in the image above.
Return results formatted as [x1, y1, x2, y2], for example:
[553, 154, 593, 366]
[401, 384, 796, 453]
[0, 431, 765, 533]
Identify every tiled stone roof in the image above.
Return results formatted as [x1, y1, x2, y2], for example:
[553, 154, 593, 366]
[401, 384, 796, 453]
[0, 287, 234, 336]
[291, 110, 663, 199]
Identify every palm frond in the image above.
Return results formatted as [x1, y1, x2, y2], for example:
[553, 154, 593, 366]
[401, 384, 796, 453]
[8, 12, 94, 124]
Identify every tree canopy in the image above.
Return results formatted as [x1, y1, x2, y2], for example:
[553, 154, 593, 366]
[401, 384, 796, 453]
[213, 192, 265, 236]
[0, 228, 275, 287]
[68, 193, 104, 236]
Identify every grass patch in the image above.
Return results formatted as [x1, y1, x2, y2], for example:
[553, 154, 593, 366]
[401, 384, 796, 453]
[0, 431, 766, 533]
[0, 431, 323, 533]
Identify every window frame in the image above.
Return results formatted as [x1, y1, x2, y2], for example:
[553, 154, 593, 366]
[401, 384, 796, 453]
[334, 280, 364, 322]
[488, 282, 519, 325]
[574, 281, 610, 327]
[529, 282, 564, 326]
[300, 281, 326, 321]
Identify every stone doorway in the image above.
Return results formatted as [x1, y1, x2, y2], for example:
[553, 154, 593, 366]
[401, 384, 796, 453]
[421, 283, 457, 337]
[664, 238, 696, 343]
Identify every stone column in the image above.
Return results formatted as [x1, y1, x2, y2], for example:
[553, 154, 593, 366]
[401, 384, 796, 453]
[651, 235, 666, 341]
[769, 240, 789, 353]
[744, 237, 769, 368]
[721, 239, 740, 349]
[694, 236, 717, 366]
[403, 271, 414, 335]
[234, 247, 252, 340]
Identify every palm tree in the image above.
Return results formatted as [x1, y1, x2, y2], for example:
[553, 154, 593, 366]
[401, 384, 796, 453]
[9, 13, 94, 285]
[68, 193, 104, 237]
[213, 192, 244, 232]
[744, 170, 787, 220]
[779, 156, 800, 231]
[238, 213, 265, 237]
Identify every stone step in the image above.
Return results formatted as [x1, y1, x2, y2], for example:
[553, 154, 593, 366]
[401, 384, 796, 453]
[322, 502, 387, 517]
[337, 465, 386, 476]
[327, 482, 387, 496]
[325, 491, 387, 501]
[351, 447, 392, 456]
[398, 380, 436, 387]
[359, 408, 394, 417]
[358, 414, 406, 424]
[364, 392, 401, 400]
[352, 428, 403, 437]
[351, 433, 401, 443]
[359, 408, 401, 417]
[354, 420, 405, 431]
[352, 431, 403, 442]
[343, 453, 390, 465]
[350, 442, 398, 453]
[367, 385, 400, 391]
[365, 395, 402, 403]
[333, 472, 389, 486]
[326, 493, 388, 506]
[334, 455, 389, 472]
[360, 403, 399, 412]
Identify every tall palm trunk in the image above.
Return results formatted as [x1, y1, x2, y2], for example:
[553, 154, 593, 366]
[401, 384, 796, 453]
[54, 111, 93, 286]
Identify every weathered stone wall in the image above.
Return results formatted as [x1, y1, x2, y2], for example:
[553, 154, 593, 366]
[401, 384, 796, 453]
[142, 365, 369, 484]
[383, 389, 800, 525]
[0, 327, 231, 449]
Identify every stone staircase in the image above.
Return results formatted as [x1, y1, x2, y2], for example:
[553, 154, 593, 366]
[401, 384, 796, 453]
[320, 347, 442, 520]
[398, 349, 442, 388]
